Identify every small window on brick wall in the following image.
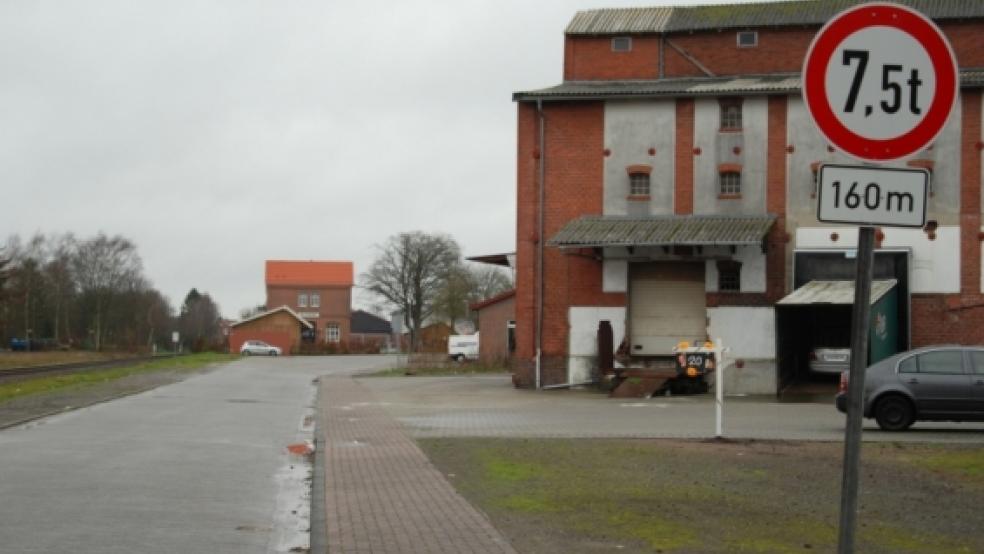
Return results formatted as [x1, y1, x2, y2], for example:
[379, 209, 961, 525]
[737, 31, 758, 48]
[612, 36, 632, 52]
[626, 164, 652, 198]
[719, 164, 742, 197]
[326, 323, 340, 343]
[717, 260, 742, 292]
[720, 98, 743, 131]
[630, 174, 650, 196]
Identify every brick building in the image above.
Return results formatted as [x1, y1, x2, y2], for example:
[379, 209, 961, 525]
[265, 260, 353, 345]
[228, 306, 312, 355]
[512, 1, 984, 393]
[470, 290, 516, 364]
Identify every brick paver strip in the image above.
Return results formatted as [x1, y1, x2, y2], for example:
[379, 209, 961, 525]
[318, 377, 517, 554]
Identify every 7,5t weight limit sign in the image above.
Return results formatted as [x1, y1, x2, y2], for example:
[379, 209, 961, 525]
[802, 2, 958, 162]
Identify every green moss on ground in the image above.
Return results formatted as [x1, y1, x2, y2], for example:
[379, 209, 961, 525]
[420, 438, 984, 554]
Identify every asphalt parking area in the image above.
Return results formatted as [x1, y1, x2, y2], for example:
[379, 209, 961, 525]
[357, 374, 984, 443]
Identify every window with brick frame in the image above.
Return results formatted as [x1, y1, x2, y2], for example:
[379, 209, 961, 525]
[611, 36, 632, 52]
[719, 98, 743, 131]
[717, 260, 741, 292]
[718, 164, 742, 197]
[310, 293, 320, 308]
[626, 164, 652, 198]
[326, 323, 340, 343]
[297, 293, 308, 308]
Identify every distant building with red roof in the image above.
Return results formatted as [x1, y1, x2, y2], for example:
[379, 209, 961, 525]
[265, 260, 353, 345]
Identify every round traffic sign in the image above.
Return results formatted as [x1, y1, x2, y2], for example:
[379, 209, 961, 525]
[802, 2, 958, 162]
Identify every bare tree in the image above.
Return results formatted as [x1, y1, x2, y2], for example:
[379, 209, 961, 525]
[471, 265, 513, 302]
[432, 264, 475, 326]
[72, 233, 143, 350]
[178, 288, 221, 351]
[239, 304, 267, 320]
[363, 232, 460, 351]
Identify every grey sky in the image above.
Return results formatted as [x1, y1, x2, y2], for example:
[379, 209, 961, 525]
[2, 0, 763, 318]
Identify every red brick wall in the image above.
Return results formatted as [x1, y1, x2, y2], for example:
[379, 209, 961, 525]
[960, 90, 982, 297]
[477, 296, 515, 364]
[229, 310, 303, 355]
[513, 101, 627, 386]
[565, 22, 984, 81]
[675, 99, 695, 215]
[564, 36, 661, 80]
[515, 102, 538, 367]
[766, 95, 789, 302]
[266, 285, 351, 342]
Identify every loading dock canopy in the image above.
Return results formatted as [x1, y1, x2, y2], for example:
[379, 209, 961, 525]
[777, 279, 898, 306]
[547, 215, 776, 248]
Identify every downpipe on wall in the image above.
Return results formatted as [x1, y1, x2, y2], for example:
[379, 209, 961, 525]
[535, 99, 545, 390]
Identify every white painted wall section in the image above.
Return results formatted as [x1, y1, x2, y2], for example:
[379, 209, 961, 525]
[603, 259, 628, 293]
[707, 307, 775, 359]
[795, 226, 959, 293]
[568, 307, 627, 384]
[704, 246, 767, 293]
[603, 100, 676, 216]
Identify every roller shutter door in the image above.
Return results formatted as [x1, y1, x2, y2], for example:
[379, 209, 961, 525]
[630, 262, 707, 355]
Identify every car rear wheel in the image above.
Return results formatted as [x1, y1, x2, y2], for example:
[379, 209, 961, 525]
[874, 395, 914, 431]
[268, 350, 277, 356]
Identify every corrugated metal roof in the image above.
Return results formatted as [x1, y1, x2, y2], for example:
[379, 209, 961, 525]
[567, 7, 673, 34]
[566, 1, 984, 35]
[515, 70, 984, 101]
[514, 74, 800, 101]
[547, 215, 776, 248]
[777, 279, 898, 306]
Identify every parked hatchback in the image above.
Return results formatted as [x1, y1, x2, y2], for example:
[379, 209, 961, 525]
[809, 346, 851, 374]
[240, 340, 282, 356]
[836, 345, 984, 431]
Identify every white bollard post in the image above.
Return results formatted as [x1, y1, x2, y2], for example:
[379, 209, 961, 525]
[714, 338, 726, 439]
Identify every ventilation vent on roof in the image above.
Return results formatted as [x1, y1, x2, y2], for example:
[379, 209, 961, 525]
[737, 31, 758, 48]
[611, 36, 632, 52]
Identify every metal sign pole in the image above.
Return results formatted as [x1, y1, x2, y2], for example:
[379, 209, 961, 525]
[837, 225, 876, 553]
[714, 338, 725, 439]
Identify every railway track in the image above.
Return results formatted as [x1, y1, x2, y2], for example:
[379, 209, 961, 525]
[0, 355, 165, 383]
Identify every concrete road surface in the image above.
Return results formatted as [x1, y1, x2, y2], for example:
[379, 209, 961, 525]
[0, 355, 396, 554]
[360, 374, 984, 444]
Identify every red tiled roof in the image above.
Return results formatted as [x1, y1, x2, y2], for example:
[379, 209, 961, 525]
[265, 260, 354, 286]
[469, 289, 516, 311]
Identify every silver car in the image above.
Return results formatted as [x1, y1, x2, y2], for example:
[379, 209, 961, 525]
[835, 345, 984, 431]
[809, 346, 851, 374]
[239, 340, 282, 356]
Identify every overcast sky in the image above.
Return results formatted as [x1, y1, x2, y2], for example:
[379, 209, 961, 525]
[2, 0, 766, 319]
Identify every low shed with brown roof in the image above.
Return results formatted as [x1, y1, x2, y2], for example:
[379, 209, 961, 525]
[470, 290, 516, 364]
[229, 306, 313, 356]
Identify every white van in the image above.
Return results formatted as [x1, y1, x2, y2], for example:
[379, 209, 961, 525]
[448, 332, 479, 362]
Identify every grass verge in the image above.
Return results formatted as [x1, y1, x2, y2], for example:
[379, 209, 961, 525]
[419, 438, 984, 554]
[0, 352, 234, 403]
[0, 351, 137, 370]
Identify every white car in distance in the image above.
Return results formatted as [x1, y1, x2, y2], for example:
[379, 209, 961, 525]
[240, 340, 282, 356]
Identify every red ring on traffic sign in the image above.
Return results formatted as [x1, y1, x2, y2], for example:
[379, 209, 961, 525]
[802, 3, 958, 162]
